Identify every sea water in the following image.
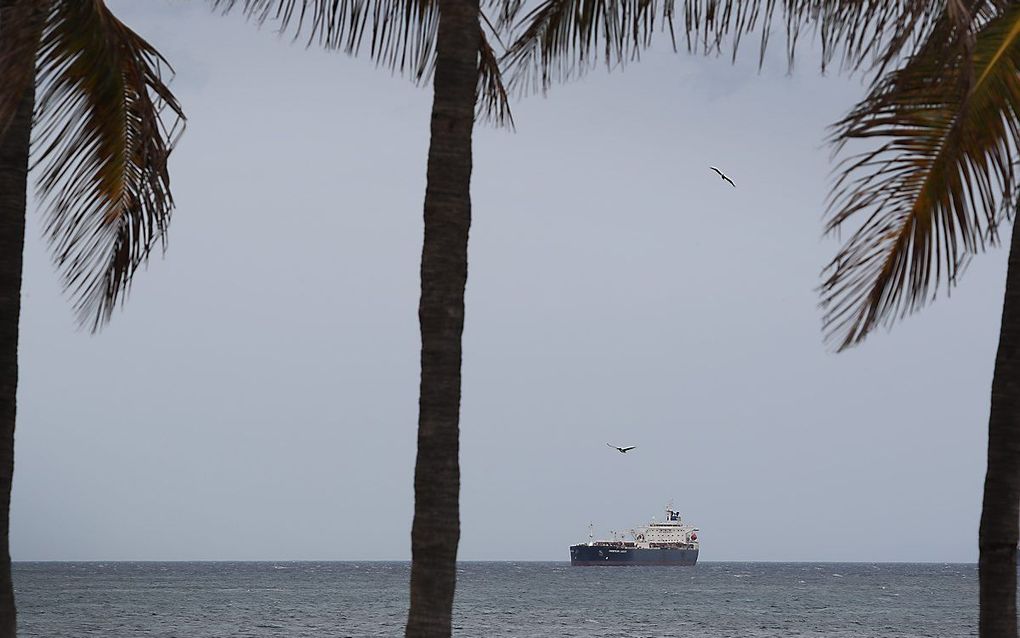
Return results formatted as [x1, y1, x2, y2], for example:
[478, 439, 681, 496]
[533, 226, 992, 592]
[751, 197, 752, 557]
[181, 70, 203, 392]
[15, 561, 978, 637]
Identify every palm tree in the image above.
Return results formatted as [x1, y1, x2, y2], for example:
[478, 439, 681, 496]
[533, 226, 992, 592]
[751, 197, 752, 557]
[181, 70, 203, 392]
[502, 0, 1018, 635]
[0, 1, 184, 634]
[820, 6, 1020, 634]
[212, 0, 511, 634]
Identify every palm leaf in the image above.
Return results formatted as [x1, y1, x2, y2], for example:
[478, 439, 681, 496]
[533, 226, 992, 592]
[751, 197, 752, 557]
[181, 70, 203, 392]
[503, 0, 677, 95]
[213, 0, 513, 125]
[479, 11, 514, 127]
[33, 0, 185, 329]
[502, 0, 946, 95]
[821, 3, 1020, 350]
[213, 0, 440, 80]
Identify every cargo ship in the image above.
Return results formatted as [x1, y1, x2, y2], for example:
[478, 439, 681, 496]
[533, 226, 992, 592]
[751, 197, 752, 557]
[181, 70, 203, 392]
[569, 504, 699, 566]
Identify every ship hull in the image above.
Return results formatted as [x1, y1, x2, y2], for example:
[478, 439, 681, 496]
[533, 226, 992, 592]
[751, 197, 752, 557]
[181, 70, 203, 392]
[569, 544, 698, 566]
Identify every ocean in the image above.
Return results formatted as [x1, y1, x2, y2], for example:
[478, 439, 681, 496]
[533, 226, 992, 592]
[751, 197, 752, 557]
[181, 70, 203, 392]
[15, 561, 978, 637]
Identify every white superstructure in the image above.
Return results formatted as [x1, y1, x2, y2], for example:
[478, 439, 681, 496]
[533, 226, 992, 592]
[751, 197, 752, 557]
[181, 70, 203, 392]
[590, 504, 699, 550]
[626, 504, 699, 549]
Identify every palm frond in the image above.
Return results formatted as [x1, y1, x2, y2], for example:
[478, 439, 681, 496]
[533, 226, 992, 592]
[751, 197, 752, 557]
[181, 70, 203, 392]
[821, 3, 1020, 350]
[502, 0, 948, 95]
[212, 0, 441, 81]
[0, 0, 44, 140]
[213, 0, 513, 125]
[502, 0, 675, 95]
[684, 0, 954, 72]
[33, 0, 185, 330]
[478, 11, 514, 128]
[488, 0, 525, 33]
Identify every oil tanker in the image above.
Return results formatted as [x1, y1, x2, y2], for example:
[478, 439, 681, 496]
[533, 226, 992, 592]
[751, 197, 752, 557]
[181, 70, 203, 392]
[569, 504, 699, 566]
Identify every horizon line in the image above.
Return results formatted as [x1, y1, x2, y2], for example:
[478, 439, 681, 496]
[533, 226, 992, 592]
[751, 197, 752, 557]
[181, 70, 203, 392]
[11, 559, 980, 565]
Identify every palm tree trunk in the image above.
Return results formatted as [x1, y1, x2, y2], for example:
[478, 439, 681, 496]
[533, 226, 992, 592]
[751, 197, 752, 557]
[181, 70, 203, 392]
[980, 215, 1020, 638]
[0, 1, 35, 634]
[404, 0, 478, 634]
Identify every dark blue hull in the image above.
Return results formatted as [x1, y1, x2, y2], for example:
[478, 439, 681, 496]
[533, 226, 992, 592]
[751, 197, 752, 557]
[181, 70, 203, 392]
[569, 544, 698, 566]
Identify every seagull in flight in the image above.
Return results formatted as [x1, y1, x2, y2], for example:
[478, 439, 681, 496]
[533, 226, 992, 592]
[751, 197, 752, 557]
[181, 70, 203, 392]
[710, 166, 736, 187]
[607, 443, 637, 453]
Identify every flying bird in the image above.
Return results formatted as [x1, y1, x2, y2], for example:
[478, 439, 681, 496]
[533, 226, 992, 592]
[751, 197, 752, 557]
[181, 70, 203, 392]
[710, 166, 735, 187]
[607, 443, 637, 453]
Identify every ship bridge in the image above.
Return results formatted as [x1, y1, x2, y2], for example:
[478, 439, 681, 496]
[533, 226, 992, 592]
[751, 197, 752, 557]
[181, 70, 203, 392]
[624, 505, 699, 550]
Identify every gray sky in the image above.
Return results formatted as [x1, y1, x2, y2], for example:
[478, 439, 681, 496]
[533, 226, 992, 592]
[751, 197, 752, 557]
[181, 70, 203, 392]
[11, 1, 1005, 562]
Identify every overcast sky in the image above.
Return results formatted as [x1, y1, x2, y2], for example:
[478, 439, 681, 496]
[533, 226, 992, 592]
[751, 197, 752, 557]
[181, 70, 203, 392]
[10, 1, 1006, 562]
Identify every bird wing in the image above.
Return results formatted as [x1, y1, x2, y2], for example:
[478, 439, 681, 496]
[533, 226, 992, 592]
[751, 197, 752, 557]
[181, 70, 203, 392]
[723, 175, 735, 187]
[620, 446, 636, 452]
[606, 442, 618, 449]
[709, 166, 723, 177]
